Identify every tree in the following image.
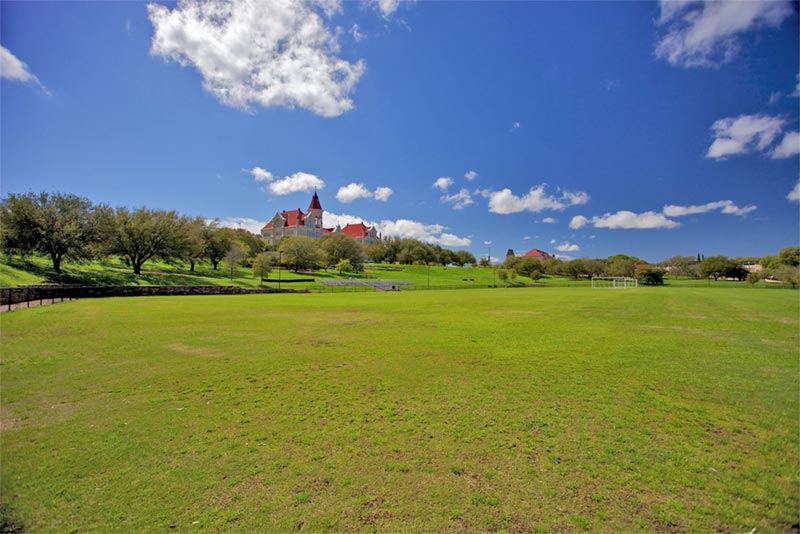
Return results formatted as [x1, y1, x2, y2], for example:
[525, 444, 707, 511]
[182, 216, 207, 272]
[497, 269, 508, 283]
[775, 266, 800, 288]
[698, 255, 736, 281]
[108, 207, 189, 275]
[279, 236, 323, 272]
[564, 259, 586, 280]
[0, 191, 108, 273]
[746, 271, 759, 287]
[252, 252, 272, 286]
[320, 234, 364, 271]
[336, 258, 354, 275]
[636, 267, 664, 285]
[778, 246, 800, 267]
[204, 225, 234, 270]
[224, 242, 246, 281]
[454, 250, 476, 266]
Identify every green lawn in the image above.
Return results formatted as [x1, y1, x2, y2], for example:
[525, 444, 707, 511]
[1, 288, 797, 532]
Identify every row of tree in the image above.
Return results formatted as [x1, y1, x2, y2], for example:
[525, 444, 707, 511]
[0, 192, 478, 276]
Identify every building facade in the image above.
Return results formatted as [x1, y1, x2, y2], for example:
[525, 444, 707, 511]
[260, 192, 380, 245]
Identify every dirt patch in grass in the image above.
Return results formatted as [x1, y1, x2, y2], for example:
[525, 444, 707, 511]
[0, 406, 19, 432]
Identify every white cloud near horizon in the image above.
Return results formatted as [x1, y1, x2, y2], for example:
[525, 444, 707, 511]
[0, 46, 50, 95]
[147, 0, 365, 117]
[655, 0, 792, 68]
[212, 216, 267, 234]
[486, 185, 589, 214]
[322, 211, 470, 247]
[336, 182, 393, 203]
[706, 114, 786, 159]
[440, 188, 473, 210]
[788, 181, 800, 203]
[555, 241, 580, 252]
[247, 166, 325, 195]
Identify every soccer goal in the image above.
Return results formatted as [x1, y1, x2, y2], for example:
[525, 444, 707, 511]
[591, 276, 638, 289]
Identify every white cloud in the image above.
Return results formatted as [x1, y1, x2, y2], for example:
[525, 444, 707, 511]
[433, 177, 454, 191]
[248, 166, 274, 182]
[335, 183, 393, 203]
[590, 211, 680, 230]
[769, 91, 783, 105]
[486, 185, 589, 214]
[147, 0, 365, 117]
[377, 219, 471, 247]
[268, 172, 325, 196]
[655, 0, 792, 68]
[512, 121, 521, 130]
[440, 188, 473, 210]
[323, 210, 375, 229]
[366, 0, 404, 18]
[663, 200, 756, 217]
[336, 183, 372, 203]
[523, 236, 530, 241]
[706, 114, 785, 159]
[556, 241, 580, 252]
[549, 239, 557, 245]
[542, 217, 557, 224]
[0, 46, 50, 95]
[770, 131, 800, 159]
[788, 181, 800, 203]
[373, 187, 393, 202]
[464, 170, 478, 181]
[350, 24, 366, 42]
[569, 215, 589, 230]
[214, 216, 267, 234]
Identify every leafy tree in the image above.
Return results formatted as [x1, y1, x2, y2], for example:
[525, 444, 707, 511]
[336, 258, 354, 275]
[454, 250, 476, 266]
[364, 242, 387, 263]
[497, 269, 508, 283]
[108, 207, 189, 275]
[564, 259, 586, 280]
[605, 259, 635, 278]
[252, 252, 272, 286]
[775, 266, 800, 288]
[320, 234, 364, 271]
[439, 248, 457, 266]
[636, 267, 664, 285]
[182, 216, 207, 272]
[204, 225, 234, 270]
[778, 246, 800, 267]
[224, 242, 246, 281]
[530, 269, 543, 281]
[479, 256, 491, 267]
[230, 228, 264, 264]
[722, 265, 748, 281]
[746, 271, 759, 287]
[0, 191, 108, 273]
[698, 255, 736, 281]
[659, 256, 697, 278]
[515, 258, 543, 277]
[279, 236, 323, 272]
[509, 269, 517, 283]
[607, 253, 645, 265]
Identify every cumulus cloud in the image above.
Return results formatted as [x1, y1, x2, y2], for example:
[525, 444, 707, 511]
[373, 187, 393, 202]
[512, 121, 521, 130]
[486, 185, 589, 214]
[556, 242, 580, 252]
[433, 177, 454, 191]
[572, 211, 679, 230]
[0, 46, 50, 95]
[269, 172, 325, 195]
[663, 200, 756, 217]
[655, 0, 792, 68]
[213, 216, 267, 234]
[376, 219, 471, 247]
[770, 131, 800, 159]
[248, 166, 274, 182]
[147, 0, 365, 117]
[350, 23, 365, 42]
[788, 181, 800, 203]
[365, 0, 405, 18]
[464, 170, 478, 181]
[441, 188, 473, 210]
[542, 217, 557, 224]
[706, 114, 786, 159]
[336, 183, 373, 203]
[335, 183, 394, 203]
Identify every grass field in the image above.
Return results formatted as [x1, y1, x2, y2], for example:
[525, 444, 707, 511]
[1, 288, 798, 532]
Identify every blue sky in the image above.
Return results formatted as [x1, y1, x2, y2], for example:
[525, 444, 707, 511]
[1, 0, 798, 263]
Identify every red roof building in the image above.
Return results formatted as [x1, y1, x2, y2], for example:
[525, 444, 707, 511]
[523, 248, 553, 259]
[261, 192, 380, 245]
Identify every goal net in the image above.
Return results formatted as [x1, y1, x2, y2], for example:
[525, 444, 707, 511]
[591, 276, 638, 289]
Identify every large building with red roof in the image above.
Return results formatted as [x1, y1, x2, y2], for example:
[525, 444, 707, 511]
[523, 248, 553, 259]
[261, 192, 380, 245]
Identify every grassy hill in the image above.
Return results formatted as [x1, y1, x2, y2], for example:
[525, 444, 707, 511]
[1, 288, 797, 531]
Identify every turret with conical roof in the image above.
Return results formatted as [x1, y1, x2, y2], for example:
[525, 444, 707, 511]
[307, 191, 323, 230]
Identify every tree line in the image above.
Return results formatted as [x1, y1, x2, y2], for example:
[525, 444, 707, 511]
[0, 192, 477, 278]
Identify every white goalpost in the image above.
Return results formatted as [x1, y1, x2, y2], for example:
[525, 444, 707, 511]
[591, 276, 638, 289]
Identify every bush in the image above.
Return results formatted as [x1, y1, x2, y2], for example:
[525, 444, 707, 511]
[636, 267, 664, 286]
